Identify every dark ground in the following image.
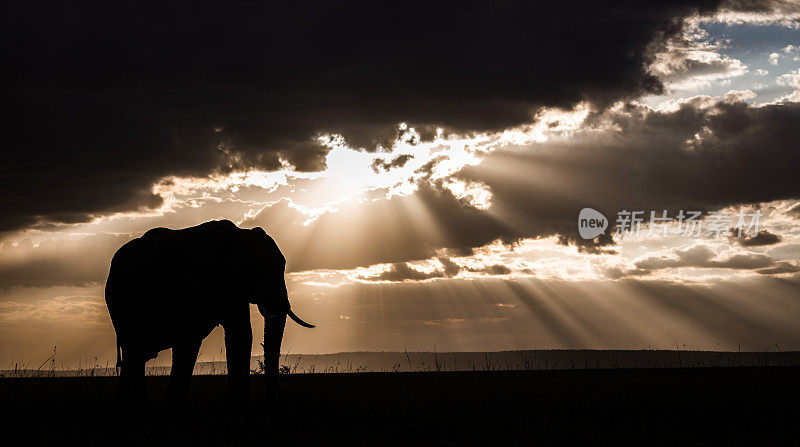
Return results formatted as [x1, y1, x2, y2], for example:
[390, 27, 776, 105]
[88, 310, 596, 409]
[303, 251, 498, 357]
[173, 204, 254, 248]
[2, 367, 800, 446]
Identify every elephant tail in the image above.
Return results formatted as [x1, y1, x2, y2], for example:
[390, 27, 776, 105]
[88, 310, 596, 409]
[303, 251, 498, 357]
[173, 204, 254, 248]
[287, 308, 315, 328]
[115, 339, 122, 369]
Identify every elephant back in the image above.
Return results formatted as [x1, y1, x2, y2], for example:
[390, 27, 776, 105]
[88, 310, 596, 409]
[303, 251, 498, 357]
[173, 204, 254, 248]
[105, 220, 251, 353]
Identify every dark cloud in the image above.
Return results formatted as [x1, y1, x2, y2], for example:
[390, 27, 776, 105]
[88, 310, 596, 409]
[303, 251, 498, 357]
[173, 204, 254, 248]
[558, 234, 618, 255]
[756, 261, 800, 275]
[358, 256, 511, 283]
[1, 0, 725, 231]
[598, 265, 650, 280]
[371, 155, 415, 173]
[597, 244, 799, 279]
[279, 141, 334, 173]
[656, 57, 745, 89]
[7, 95, 797, 287]
[720, 0, 800, 14]
[786, 202, 800, 217]
[360, 263, 445, 283]
[453, 99, 800, 252]
[468, 264, 513, 275]
[634, 244, 775, 271]
[241, 98, 800, 271]
[735, 229, 782, 246]
[650, 29, 748, 92]
[438, 257, 462, 278]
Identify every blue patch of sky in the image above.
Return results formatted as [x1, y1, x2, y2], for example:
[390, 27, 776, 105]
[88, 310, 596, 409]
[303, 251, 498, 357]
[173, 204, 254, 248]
[644, 21, 799, 107]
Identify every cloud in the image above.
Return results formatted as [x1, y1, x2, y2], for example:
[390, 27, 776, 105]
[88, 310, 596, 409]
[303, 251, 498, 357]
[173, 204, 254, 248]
[241, 97, 800, 271]
[712, 0, 800, 26]
[2, 0, 730, 231]
[650, 47, 748, 91]
[452, 99, 800, 251]
[633, 244, 776, 272]
[786, 202, 800, 217]
[770, 89, 800, 103]
[468, 264, 513, 275]
[438, 257, 462, 278]
[756, 260, 800, 275]
[360, 263, 446, 283]
[357, 256, 512, 283]
[4, 94, 800, 287]
[735, 229, 781, 246]
[371, 155, 415, 173]
[776, 69, 800, 88]
[597, 265, 650, 280]
[593, 243, 798, 279]
[770, 52, 781, 65]
[2, 1, 799, 288]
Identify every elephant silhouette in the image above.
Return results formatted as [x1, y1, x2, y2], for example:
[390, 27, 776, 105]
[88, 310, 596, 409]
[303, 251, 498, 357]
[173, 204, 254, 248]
[105, 219, 314, 400]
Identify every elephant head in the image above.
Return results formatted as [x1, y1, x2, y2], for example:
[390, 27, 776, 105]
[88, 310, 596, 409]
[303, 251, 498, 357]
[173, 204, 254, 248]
[246, 227, 314, 375]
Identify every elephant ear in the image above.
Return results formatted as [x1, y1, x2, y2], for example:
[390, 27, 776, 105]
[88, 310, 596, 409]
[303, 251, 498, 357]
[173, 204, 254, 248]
[249, 227, 286, 269]
[249, 227, 291, 315]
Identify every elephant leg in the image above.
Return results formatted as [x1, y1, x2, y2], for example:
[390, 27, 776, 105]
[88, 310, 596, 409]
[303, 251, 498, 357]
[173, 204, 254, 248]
[262, 313, 286, 400]
[118, 348, 147, 402]
[167, 341, 201, 401]
[223, 315, 253, 402]
[263, 313, 286, 377]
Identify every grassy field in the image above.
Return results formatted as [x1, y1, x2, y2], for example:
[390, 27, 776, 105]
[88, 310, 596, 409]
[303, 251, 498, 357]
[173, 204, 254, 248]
[2, 367, 800, 445]
[7, 349, 800, 376]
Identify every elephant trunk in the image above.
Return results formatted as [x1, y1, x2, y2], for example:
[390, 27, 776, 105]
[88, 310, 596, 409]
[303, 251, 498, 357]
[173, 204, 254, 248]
[259, 278, 289, 376]
[262, 312, 286, 376]
[256, 276, 315, 375]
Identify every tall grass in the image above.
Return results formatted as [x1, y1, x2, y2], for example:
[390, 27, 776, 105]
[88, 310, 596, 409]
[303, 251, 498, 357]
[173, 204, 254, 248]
[5, 348, 800, 378]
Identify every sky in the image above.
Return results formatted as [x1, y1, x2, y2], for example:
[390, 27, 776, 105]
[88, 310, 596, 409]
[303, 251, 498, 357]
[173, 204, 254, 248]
[2, 0, 800, 368]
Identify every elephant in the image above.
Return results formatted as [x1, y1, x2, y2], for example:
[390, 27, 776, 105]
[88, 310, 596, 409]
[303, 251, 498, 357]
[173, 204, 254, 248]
[104, 219, 314, 400]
